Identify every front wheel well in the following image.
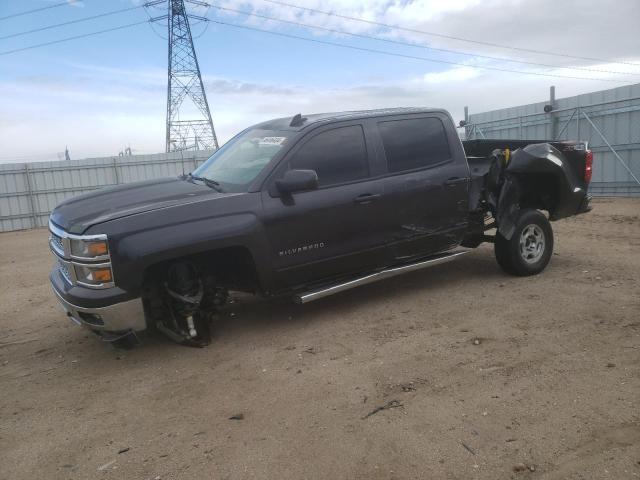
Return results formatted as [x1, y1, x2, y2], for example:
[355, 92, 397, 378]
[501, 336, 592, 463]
[142, 246, 261, 293]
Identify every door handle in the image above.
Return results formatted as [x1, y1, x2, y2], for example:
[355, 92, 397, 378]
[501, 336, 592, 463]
[444, 177, 467, 186]
[354, 193, 381, 204]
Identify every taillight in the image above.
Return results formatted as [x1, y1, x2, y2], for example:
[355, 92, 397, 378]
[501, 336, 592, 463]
[584, 149, 593, 183]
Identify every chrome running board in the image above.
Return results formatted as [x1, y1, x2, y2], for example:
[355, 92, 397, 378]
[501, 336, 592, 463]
[294, 250, 469, 304]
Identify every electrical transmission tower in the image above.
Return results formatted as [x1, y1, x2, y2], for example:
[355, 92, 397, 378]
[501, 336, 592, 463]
[147, 0, 218, 152]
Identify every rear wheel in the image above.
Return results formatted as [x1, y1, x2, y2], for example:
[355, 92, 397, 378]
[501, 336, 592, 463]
[494, 209, 553, 276]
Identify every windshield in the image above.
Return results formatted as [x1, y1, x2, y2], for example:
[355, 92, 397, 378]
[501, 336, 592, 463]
[191, 128, 291, 192]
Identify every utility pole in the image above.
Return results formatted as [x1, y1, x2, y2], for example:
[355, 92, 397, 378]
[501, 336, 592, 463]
[147, 0, 218, 152]
[549, 85, 558, 140]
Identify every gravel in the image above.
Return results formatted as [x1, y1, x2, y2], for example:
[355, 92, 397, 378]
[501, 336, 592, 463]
[1, 198, 639, 479]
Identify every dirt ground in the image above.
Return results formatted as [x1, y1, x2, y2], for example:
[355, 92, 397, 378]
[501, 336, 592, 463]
[1, 198, 639, 480]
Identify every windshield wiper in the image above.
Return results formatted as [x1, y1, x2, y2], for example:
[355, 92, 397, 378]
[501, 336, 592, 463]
[184, 173, 225, 192]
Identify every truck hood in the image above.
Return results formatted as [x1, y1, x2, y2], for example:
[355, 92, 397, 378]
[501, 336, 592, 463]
[50, 177, 228, 234]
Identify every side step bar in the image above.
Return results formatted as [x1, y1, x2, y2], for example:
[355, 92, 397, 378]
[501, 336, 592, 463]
[294, 250, 469, 304]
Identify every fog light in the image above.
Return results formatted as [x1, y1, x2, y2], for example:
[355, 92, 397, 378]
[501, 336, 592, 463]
[78, 312, 104, 326]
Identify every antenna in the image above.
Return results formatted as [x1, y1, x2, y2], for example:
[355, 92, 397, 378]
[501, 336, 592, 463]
[290, 113, 307, 127]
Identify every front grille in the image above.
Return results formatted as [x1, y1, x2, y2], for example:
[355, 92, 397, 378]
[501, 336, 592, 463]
[57, 259, 73, 284]
[50, 232, 65, 256]
[51, 233, 64, 251]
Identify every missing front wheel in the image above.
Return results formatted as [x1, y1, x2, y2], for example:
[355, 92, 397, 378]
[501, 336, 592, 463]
[147, 261, 228, 347]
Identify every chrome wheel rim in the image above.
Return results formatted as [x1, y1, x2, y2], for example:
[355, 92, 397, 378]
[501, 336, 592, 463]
[519, 224, 545, 264]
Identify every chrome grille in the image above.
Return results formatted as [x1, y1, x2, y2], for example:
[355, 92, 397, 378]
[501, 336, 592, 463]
[50, 233, 64, 254]
[57, 259, 73, 284]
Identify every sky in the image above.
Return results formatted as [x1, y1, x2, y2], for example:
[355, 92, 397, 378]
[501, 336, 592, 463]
[0, 0, 639, 162]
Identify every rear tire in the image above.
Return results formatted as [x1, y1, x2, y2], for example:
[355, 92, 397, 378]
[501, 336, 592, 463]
[494, 209, 553, 276]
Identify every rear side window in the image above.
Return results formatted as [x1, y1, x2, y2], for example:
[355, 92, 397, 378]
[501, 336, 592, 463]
[378, 117, 451, 173]
[289, 125, 369, 187]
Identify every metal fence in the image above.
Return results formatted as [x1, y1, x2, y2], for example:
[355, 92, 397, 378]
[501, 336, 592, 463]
[3, 84, 638, 232]
[466, 83, 640, 196]
[0, 150, 214, 232]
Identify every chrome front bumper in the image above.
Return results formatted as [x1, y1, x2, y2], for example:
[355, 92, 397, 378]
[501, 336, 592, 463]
[53, 287, 147, 333]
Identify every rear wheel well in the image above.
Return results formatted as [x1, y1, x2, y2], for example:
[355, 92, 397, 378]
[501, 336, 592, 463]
[515, 173, 560, 216]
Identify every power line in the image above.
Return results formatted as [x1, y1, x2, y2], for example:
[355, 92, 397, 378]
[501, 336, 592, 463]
[0, 21, 149, 56]
[143, 1, 211, 40]
[204, 19, 628, 83]
[144, 17, 169, 40]
[0, 6, 144, 41]
[208, 4, 640, 77]
[259, 0, 640, 68]
[0, 2, 632, 83]
[0, 1, 79, 22]
[143, 0, 170, 40]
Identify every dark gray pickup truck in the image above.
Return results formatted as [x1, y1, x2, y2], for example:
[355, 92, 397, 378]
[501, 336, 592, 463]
[48, 108, 592, 347]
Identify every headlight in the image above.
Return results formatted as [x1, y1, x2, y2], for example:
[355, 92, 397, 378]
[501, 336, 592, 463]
[70, 238, 109, 259]
[49, 220, 115, 289]
[73, 263, 113, 286]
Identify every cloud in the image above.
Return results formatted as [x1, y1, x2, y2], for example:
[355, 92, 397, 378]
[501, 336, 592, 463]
[2, 0, 639, 161]
[215, 0, 640, 68]
[1, 62, 636, 161]
[420, 65, 480, 84]
[203, 76, 297, 96]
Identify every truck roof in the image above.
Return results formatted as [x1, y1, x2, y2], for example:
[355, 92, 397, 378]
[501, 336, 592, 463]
[254, 107, 450, 131]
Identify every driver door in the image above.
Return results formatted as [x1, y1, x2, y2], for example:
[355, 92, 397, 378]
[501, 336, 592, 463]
[261, 122, 388, 290]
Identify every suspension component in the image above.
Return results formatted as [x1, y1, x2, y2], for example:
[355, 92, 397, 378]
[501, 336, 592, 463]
[156, 262, 212, 347]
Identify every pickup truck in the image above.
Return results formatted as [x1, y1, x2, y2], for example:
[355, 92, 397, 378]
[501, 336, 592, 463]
[48, 108, 592, 347]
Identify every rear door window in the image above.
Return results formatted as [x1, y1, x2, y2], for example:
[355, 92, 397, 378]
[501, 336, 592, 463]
[289, 125, 369, 187]
[378, 117, 451, 173]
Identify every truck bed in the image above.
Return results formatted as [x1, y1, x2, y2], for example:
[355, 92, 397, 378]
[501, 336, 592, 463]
[463, 139, 589, 184]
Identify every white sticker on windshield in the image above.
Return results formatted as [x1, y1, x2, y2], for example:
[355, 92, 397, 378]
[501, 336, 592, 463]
[259, 137, 286, 146]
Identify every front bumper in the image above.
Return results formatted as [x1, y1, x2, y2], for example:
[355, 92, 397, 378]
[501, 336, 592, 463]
[53, 285, 147, 333]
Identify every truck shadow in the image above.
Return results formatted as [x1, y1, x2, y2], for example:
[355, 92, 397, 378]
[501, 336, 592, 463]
[210, 249, 503, 338]
[42, 246, 584, 361]
[17, 247, 586, 377]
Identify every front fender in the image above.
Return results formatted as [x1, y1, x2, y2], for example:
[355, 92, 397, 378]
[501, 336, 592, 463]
[118, 215, 264, 286]
[86, 194, 273, 295]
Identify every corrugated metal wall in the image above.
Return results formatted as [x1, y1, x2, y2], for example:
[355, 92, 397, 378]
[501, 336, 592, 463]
[0, 150, 214, 232]
[467, 83, 640, 196]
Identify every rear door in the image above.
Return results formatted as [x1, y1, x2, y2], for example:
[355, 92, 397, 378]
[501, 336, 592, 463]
[374, 114, 469, 259]
[261, 122, 388, 289]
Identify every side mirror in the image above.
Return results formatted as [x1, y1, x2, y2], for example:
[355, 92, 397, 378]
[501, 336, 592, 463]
[275, 169, 318, 195]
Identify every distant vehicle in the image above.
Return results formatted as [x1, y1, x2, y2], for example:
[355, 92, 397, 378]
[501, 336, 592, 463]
[48, 108, 592, 347]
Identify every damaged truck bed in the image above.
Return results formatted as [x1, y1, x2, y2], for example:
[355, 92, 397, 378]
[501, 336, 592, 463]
[48, 108, 592, 347]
